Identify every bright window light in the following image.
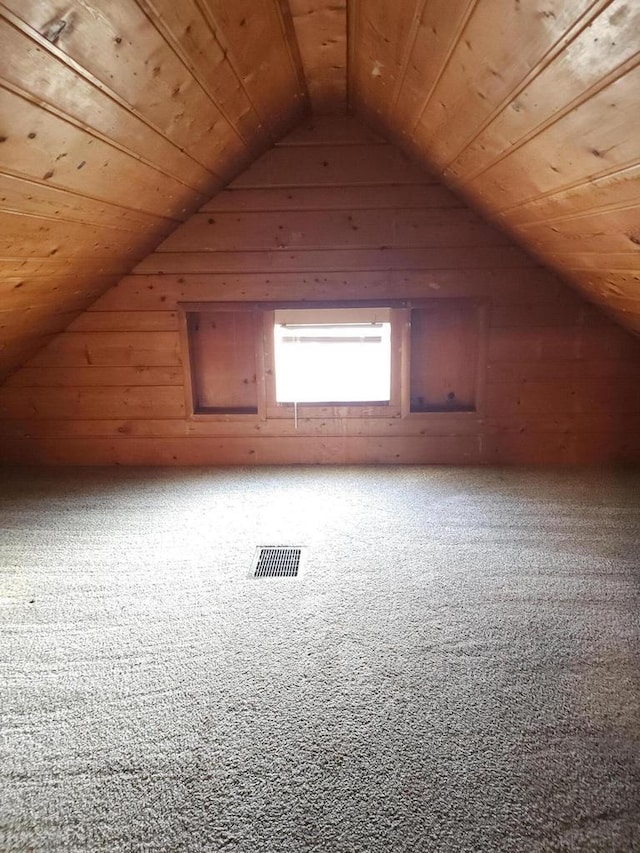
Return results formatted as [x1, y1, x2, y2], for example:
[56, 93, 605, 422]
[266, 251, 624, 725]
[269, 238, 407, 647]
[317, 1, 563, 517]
[274, 308, 391, 404]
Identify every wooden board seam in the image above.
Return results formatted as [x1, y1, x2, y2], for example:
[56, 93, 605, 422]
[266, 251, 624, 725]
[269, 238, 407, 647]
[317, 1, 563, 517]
[496, 156, 640, 217]
[410, 0, 479, 133]
[441, 0, 612, 174]
[0, 77, 223, 194]
[0, 8, 228, 186]
[135, 0, 261, 154]
[452, 48, 640, 184]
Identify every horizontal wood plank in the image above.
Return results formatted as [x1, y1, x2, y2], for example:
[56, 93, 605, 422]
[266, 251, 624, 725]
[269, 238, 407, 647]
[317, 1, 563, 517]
[0, 414, 483, 438]
[67, 311, 179, 332]
[203, 184, 460, 213]
[231, 144, 432, 188]
[89, 269, 577, 312]
[6, 411, 640, 441]
[26, 332, 182, 367]
[0, 434, 483, 465]
[4, 366, 184, 388]
[488, 359, 640, 383]
[486, 378, 640, 417]
[0, 385, 185, 420]
[159, 208, 510, 253]
[518, 205, 640, 255]
[277, 116, 386, 146]
[137, 246, 537, 275]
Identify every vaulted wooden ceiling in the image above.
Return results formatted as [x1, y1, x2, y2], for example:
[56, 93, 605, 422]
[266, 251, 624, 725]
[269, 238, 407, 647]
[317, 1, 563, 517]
[1, 0, 638, 380]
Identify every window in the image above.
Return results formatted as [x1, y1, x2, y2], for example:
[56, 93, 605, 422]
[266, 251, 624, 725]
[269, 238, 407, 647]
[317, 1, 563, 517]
[181, 299, 484, 421]
[273, 307, 392, 404]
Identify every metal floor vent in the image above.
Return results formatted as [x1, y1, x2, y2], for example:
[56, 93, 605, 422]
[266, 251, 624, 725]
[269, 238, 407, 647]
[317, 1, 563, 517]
[252, 546, 302, 578]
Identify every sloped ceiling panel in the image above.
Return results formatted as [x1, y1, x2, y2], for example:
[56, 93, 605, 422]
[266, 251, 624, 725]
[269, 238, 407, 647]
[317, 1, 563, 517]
[0, 0, 308, 380]
[349, 0, 640, 333]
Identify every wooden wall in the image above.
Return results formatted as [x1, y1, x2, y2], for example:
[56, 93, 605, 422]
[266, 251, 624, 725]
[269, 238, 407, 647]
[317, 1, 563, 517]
[1, 117, 639, 465]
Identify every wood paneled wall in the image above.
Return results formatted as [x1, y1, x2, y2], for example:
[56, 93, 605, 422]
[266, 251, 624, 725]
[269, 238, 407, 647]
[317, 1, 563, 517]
[0, 0, 307, 380]
[1, 117, 639, 465]
[349, 0, 640, 334]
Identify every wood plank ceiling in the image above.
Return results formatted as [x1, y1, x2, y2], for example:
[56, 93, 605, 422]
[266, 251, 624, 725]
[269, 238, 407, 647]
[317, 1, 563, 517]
[350, 0, 640, 336]
[1, 0, 638, 380]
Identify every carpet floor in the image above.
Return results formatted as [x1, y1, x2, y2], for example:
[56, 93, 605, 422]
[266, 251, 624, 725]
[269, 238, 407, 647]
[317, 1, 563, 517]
[1, 465, 639, 852]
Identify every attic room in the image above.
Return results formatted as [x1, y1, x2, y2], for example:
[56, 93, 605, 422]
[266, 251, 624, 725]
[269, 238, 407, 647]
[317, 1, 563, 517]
[1, 1, 639, 850]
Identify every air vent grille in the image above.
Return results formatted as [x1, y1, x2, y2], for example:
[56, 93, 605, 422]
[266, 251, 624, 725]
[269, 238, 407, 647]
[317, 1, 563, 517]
[253, 547, 302, 578]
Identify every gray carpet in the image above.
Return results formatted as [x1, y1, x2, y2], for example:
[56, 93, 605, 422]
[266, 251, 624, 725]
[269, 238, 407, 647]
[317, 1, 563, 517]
[1, 465, 639, 852]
